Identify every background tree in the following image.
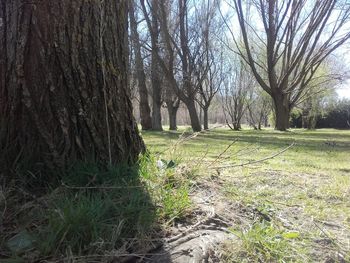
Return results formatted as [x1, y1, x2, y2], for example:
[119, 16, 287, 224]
[194, 1, 224, 130]
[221, 56, 253, 130]
[142, 0, 206, 132]
[164, 83, 181, 130]
[130, 1, 153, 130]
[149, 1, 164, 131]
[299, 58, 347, 129]
[246, 90, 271, 130]
[196, 53, 222, 130]
[0, 0, 144, 173]
[225, 0, 350, 130]
[317, 98, 350, 128]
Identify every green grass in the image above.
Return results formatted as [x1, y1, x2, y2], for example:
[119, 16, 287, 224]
[222, 220, 308, 262]
[2, 127, 348, 262]
[142, 126, 350, 262]
[1, 155, 193, 262]
[142, 127, 350, 176]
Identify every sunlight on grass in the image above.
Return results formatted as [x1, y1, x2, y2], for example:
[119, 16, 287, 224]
[142, 127, 350, 262]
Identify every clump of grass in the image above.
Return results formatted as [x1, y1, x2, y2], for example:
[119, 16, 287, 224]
[138, 154, 192, 223]
[37, 161, 156, 257]
[222, 220, 308, 262]
[40, 192, 118, 254]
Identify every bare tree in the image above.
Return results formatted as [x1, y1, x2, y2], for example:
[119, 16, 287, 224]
[246, 90, 271, 130]
[221, 57, 253, 130]
[225, 0, 350, 130]
[148, 0, 163, 131]
[0, 0, 144, 173]
[141, 0, 204, 132]
[194, 1, 224, 130]
[129, 1, 153, 130]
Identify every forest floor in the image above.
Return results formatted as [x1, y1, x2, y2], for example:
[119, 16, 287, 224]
[142, 127, 350, 262]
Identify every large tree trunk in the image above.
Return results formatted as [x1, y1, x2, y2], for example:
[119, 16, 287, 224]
[186, 100, 202, 132]
[273, 93, 291, 131]
[0, 0, 144, 172]
[129, 1, 152, 130]
[166, 100, 179, 131]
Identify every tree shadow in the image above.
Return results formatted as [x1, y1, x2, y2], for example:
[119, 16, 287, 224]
[0, 161, 173, 262]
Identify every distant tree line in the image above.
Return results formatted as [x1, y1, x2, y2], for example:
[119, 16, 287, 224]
[291, 98, 350, 129]
[131, 0, 350, 132]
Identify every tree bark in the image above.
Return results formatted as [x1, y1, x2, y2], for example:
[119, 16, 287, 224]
[186, 100, 202, 132]
[167, 101, 179, 131]
[0, 0, 144, 172]
[203, 107, 209, 130]
[129, 1, 152, 130]
[150, 1, 163, 131]
[233, 123, 241, 131]
[273, 93, 291, 131]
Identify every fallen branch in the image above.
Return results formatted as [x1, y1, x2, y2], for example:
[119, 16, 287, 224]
[212, 142, 295, 170]
[61, 182, 143, 189]
[209, 139, 237, 167]
[159, 124, 225, 155]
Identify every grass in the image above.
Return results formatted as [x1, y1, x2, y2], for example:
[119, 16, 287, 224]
[0, 154, 192, 262]
[222, 220, 308, 262]
[142, 126, 350, 262]
[2, 126, 349, 262]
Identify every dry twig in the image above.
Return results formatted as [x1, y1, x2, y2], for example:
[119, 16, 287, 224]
[212, 142, 295, 169]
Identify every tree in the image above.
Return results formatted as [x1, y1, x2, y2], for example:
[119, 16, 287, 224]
[317, 98, 350, 129]
[226, 0, 350, 130]
[130, 1, 153, 130]
[246, 90, 271, 130]
[196, 56, 222, 130]
[221, 57, 252, 130]
[141, 0, 203, 132]
[164, 84, 180, 130]
[194, 1, 223, 130]
[148, 0, 163, 131]
[0, 0, 144, 173]
[299, 57, 347, 129]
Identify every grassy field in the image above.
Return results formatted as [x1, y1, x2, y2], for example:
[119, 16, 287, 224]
[1, 127, 349, 262]
[142, 127, 350, 262]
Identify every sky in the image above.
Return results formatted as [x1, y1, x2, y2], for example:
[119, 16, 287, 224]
[337, 82, 350, 98]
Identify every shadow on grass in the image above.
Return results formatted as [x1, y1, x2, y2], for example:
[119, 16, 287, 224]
[0, 160, 173, 262]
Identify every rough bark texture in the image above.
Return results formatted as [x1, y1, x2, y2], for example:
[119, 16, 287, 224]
[273, 94, 291, 131]
[0, 0, 144, 172]
[129, 1, 152, 130]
